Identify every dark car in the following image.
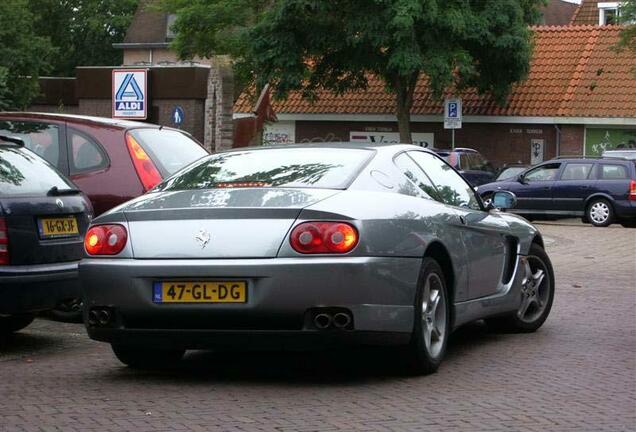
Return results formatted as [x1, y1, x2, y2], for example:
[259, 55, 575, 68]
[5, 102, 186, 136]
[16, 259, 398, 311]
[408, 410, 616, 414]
[0, 113, 209, 216]
[0, 136, 92, 334]
[432, 148, 495, 186]
[478, 158, 636, 227]
[496, 164, 529, 181]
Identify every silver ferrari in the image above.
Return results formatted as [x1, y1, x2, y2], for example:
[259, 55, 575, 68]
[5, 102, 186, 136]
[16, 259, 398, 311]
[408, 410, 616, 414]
[80, 143, 555, 374]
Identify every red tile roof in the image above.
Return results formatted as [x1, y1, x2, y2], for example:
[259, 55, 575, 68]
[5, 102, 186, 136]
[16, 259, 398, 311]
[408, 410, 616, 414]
[234, 25, 636, 119]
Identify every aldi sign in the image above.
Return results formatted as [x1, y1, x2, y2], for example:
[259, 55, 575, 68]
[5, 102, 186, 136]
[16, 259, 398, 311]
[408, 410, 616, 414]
[112, 69, 148, 119]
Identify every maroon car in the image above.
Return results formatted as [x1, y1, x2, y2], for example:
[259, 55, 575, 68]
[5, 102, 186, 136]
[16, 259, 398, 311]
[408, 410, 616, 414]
[0, 113, 208, 215]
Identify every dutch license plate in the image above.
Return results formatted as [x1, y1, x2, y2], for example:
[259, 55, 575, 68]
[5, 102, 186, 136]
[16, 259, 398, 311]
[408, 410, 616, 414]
[38, 216, 79, 238]
[153, 281, 247, 303]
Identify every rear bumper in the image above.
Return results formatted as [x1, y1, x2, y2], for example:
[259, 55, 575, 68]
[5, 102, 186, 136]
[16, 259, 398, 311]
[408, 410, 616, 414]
[614, 200, 636, 219]
[0, 262, 80, 314]
[88, 328, 412, 350]
[80, 256, 422, 349]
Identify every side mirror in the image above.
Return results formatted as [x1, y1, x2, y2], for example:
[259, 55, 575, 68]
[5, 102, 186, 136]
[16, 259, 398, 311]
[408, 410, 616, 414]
[516, 173, 526, 184]
[492, 191, 517, 211]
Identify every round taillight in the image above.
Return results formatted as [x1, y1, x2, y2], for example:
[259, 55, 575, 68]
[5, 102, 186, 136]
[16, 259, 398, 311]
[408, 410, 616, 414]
[290, 222, 358, 254]
[84, 224, 128, 256]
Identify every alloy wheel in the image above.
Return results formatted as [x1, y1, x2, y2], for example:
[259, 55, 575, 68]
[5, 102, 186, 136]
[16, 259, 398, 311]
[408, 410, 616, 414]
[518, 255, 550, 324]
[421, 273, 447, 358]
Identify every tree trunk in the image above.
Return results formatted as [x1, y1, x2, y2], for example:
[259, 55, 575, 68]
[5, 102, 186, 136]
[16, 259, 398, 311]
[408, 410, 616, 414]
[394, 72, 419, 144]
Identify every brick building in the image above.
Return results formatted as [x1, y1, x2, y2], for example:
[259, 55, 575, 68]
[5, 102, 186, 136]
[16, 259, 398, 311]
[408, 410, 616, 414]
[234, 24, 636, 167]
[571, 0, 622, 25]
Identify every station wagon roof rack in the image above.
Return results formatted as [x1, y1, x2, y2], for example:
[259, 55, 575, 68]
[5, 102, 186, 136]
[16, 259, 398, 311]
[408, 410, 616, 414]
[0, 135, 25, 147]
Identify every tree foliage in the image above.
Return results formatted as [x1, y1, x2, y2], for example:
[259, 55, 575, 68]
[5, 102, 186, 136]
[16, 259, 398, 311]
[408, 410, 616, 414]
[28, 0, 139, 76]
[249, 0, 543, 142]
[0, 0, 55, 109]
[618, 0, 636, 54]
[158, 0, 273, 92]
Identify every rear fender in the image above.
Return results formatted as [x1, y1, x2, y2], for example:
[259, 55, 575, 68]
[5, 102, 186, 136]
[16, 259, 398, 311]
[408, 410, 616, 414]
[583, 193, 616, 209]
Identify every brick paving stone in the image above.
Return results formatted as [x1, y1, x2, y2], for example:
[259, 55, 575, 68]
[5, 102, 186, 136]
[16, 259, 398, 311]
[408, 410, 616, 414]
[0, 223, 634, 432]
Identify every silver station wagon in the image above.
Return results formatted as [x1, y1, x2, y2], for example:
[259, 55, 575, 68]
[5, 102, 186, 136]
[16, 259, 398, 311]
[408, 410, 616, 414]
[80, 144, 555, 374]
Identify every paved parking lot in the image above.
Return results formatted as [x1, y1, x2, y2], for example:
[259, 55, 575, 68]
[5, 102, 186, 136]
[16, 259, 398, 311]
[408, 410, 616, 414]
[1, 223, 634, 432]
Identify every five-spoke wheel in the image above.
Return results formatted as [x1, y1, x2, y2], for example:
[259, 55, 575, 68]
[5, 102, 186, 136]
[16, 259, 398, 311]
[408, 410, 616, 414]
[407, 257, 450, 375]
[487, 243, 555, 333]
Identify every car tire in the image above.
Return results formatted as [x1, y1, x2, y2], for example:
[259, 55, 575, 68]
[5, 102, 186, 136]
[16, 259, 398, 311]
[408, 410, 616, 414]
[486, 243, 555, 333]
[586, 198, 614, 227]
[0, 314, 35, 335]
[111, 344, 185, 370]
[406, 257, 450, 375]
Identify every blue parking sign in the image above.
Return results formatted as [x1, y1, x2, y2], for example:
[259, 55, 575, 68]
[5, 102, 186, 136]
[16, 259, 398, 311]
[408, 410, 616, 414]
[448, 102, 458, 118]
[444, 98, 462, 129]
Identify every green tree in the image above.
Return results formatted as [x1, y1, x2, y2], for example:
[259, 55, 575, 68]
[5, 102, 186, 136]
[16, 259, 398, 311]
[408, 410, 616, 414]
[157, 0, 274, 93]
[28, 0, 138, 76]
[618, 0, 636, 53]
[0, 0, 54, 109]
[249, 0, 543, 143]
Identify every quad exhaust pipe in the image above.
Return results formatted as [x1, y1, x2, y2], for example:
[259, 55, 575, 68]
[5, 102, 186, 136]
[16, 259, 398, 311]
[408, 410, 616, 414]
[87, 307, 113, 327]
[312, 310, 353, 330]
[333, 312, 352, 329]
[314, 313, 332, 329]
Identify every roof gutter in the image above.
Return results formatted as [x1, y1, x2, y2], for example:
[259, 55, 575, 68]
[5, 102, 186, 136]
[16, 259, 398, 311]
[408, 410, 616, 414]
[554, 124, 561, 157]
[112, 42, 170, 49]
[244, 113, 636, 126]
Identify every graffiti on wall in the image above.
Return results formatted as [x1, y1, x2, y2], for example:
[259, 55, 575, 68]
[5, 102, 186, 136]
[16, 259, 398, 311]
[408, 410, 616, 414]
[263, 121, 295, 145]
[350, 131, 434, 147]
[586, 128, 636, 156]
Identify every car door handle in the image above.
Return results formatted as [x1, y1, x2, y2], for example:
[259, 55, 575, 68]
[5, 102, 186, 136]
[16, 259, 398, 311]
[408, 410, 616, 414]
[459, 215, 467, 225]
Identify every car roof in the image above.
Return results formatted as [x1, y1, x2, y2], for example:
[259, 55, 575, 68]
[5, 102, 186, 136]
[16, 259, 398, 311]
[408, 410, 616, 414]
[222, 142, 433, 153]
[0, 112, 160, 130]
[548, 157, 632, 164]
[603, 149, 636, 152]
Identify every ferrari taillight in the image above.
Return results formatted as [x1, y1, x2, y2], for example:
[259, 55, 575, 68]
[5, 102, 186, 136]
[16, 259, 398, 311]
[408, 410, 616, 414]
[290, 222, 359, 254]
[126, 133, 162, 191]
[0, 218, 9, 265]
[85, 224, 128, 256]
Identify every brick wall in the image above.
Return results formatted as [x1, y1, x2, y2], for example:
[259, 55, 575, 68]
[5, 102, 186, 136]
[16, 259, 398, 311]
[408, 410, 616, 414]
[559, 124, 585, 156]
[295, 121, 585, 166]
[153, 99, 205, 143]
[204, 57, 234, 152]
[28, 104, 80, 115]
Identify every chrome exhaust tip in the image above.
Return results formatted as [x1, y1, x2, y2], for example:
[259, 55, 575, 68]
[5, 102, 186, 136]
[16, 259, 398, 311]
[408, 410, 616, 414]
[333, 312, 352, 329]
[314, 313, 332, 329]
[97, 309, 111, 326]
[87, 310, 99, 326]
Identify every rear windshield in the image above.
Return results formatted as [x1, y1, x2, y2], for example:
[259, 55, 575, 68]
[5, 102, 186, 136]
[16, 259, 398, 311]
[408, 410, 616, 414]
[156, 148, 373, 191]
[0, 147, 73, 196]
[128, 128, 208, 176]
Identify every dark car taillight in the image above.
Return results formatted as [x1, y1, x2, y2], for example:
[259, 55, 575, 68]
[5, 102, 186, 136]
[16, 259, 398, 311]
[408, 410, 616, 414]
[0, 218, 9, 265]
[629, 180, 636, 201]
[126, 133, 162, 191]
[85, 224, 127, 256]
[290, 222, 359, 254]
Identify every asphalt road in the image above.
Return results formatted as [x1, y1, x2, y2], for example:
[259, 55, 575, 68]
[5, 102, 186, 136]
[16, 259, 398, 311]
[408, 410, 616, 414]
[1, 223, 635, 432]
